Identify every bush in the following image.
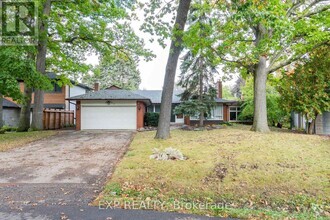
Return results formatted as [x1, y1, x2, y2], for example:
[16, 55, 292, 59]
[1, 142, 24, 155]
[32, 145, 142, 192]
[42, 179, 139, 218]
[144, 112, 159, 127]
[0, 129, 5, 134]
[1, 125, 17, 132]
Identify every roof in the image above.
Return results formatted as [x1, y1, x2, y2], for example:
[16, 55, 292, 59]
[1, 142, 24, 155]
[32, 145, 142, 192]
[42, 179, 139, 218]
[31, 104, 65, 109]
[214, 97, 239, 103]
[67, 90, 151, 104]
[131, 90, 182, 104]
[2, 99, 20, 108]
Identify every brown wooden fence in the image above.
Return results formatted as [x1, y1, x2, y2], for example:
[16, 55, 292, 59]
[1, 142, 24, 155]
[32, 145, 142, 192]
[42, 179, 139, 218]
[43, 109, 74, 130]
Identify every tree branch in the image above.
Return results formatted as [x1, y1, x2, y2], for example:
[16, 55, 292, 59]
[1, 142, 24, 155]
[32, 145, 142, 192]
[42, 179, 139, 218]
[267, 40, 330, 73]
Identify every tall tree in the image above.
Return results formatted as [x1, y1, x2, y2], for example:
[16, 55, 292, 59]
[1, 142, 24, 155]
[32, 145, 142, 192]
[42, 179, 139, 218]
[175, 4, 219, 126]
[155, 0, 192, 139]
[83, 55, 141, 90]
[0, 46, 51, 129]
[31, 0, 51, 130]
[0, 94, 3, 128]
[239, 76, 288, 126]
[212, 0, 330, 132]
[278, 46, 330, 134]
[31, 0, 153, 129]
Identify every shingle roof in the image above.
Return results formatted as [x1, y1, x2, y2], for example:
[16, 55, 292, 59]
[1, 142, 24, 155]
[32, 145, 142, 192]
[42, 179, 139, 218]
[214, 97, 239, 103]
[30, 104, 65, 109]
[2, 99, 20, 108]
[131, 90, 182, 104]
[132, 90, 238, 104]
[67, 90, 151, 103]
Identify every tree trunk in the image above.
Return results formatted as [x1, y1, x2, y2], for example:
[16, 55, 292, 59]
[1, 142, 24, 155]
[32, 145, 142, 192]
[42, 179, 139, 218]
[0, 94, 3, 128]
[17, 87, 33, 132]
[155, 0, 191, 139]
[199, 62, 204, 127]
[31, 0, 51, 130]
[251, 56, 270, 132]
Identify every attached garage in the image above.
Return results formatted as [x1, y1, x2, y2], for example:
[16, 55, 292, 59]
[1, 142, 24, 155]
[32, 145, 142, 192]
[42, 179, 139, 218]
[67, 90, 150, 130]
[81, 101, 137, 130]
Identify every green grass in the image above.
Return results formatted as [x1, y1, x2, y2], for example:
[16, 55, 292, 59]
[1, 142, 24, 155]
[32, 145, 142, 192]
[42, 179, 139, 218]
[0, 130, 57, 152]
[96, 125, 330, 219]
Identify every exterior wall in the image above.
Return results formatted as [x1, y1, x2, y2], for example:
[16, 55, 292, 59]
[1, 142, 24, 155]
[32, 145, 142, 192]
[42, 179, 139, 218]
[315, 111, 330, 135]
[136, 101, 146, 129]
[323, 112, 330, 135]
[146, 103, 179, 123]
[315, 114, 323, 134]
[68, 85, 88, 111]
[32, 86, 66, 105]
[223, 105, 229, 121]
[76, 101, 81, 130]
[3, 108, 20, 127]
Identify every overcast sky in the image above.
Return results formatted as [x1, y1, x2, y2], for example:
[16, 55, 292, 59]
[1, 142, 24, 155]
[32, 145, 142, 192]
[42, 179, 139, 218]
[85, 6, 237, 90]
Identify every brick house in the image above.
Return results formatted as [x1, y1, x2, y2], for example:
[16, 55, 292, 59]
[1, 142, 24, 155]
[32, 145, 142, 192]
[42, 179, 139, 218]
[68, 82, 242, 130]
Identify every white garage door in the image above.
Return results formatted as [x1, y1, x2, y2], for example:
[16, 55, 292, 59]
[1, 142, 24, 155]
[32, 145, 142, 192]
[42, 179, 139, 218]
[323, 112, 330, 135]
[81, 106, 137, 130]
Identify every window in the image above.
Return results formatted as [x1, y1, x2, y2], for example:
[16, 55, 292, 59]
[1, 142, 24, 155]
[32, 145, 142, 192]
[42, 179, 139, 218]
[207, 105, 223, 120]
[190, 105, 223, 120]
[229, 106, 241, 121]
[46, 82, 62, 93]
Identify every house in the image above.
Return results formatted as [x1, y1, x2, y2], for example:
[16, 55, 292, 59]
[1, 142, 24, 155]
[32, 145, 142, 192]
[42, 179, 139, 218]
[68, 81, 241, 130]
[292, 112, 330, 135]
[2, 73, 92, 127]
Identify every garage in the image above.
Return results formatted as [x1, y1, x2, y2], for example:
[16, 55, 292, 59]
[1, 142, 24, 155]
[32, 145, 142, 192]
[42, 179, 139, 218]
[67, 89, 150, 130]
[81, 103, 137, 130]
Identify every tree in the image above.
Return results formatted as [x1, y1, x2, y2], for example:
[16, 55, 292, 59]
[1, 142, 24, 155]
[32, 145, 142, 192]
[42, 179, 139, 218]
[0, 94, 3, 128]
[155, 0, 192, 139]
[278, 46, 330, 134]
[0, 46, 51, 129]
[83, 55, 141, 90]
[174, 87, 217, 126]
[239, 76, 287, 126]
[174, 4, 220, 126]
[212, 0, 330, 132]
[30, 0, 153, 129]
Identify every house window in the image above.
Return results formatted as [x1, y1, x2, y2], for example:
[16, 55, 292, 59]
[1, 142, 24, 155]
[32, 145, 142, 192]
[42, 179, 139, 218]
[190, 105, 223, 120]
[207, 105, 223, 120]
[46, 82, 62, 93]
[229, 106, 241, 121]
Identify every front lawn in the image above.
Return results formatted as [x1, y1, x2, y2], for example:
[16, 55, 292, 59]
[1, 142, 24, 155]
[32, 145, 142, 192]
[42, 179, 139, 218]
[0, 131, 57, 152]
[96, 125, 330, 219]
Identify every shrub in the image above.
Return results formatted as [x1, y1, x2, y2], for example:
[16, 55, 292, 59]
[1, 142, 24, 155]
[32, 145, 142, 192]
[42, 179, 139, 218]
[1, 125, 17, 132]
[144, 112, 159, 127]
[150, 147, 187, 161]
[0, 129, 5, 134]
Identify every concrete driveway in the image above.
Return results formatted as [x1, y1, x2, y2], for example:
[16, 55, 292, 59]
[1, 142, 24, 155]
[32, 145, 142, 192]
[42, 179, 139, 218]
[0, 130, 134, 209]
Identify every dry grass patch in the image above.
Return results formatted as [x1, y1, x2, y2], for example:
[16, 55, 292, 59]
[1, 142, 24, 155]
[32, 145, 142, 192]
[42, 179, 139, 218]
[97, 125, 330, 219]
[0, 131, 57, 152]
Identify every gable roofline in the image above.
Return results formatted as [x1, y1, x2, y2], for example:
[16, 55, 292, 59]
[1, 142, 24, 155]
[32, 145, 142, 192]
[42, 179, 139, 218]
[66, 89, 151, 105]
[2, 98, 20, 108]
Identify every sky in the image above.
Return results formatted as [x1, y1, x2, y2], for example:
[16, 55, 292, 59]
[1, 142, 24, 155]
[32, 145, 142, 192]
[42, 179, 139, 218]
[85, 5, 237, 90]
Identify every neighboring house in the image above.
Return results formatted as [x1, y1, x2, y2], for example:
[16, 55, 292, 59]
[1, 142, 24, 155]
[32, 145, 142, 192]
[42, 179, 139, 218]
[68, 81, 241, 130]
[2, 99, 21, 127]
[2, 73, 92, 127]
[293, 112, 330, 135]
